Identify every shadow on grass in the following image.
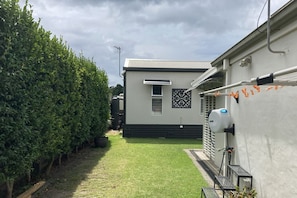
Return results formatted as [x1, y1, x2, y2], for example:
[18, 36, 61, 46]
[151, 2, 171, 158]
[27, 133, 204, 198]
[124, 137, 202, 145]
[31, 140, 111, 198]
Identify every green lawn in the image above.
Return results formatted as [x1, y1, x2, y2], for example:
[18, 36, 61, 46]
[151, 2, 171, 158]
[35, 133, 208, 198]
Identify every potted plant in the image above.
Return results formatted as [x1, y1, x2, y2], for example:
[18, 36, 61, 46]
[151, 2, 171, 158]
[94, 120, 109, 148]
[94, 135, 108, 148]
[229, 186, 257, 198]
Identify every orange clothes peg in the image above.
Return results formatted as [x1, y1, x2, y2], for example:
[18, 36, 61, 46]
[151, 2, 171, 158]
[253, 85, 261, 92]
[241, 88, 249, 97]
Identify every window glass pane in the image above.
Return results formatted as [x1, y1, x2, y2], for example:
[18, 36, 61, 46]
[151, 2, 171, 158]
[152, 98, 162, 114]
[152, 85, 162, 96]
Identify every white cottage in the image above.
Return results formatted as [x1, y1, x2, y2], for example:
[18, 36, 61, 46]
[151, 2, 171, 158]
[191, 1, 297, 197]
[123, 59, 211, 138]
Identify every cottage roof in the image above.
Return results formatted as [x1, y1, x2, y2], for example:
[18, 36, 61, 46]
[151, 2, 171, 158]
[124, 59, 211, 69]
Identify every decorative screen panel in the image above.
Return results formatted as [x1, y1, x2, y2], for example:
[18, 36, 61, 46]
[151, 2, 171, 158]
[172, 89, 191, 108]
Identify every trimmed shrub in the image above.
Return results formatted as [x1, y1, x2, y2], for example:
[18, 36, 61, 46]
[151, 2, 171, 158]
[0, 1, 110, 197]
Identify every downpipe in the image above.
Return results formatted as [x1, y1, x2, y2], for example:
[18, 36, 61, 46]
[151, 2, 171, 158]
[267, 0, 285, 54]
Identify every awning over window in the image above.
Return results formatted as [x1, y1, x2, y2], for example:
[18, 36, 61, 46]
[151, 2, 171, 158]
[143, 79, 172, 85]
[185, 67, 222, 92]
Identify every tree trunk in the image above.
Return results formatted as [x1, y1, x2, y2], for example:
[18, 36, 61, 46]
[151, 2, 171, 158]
[27, 169, 31, 183]
[37, 161, 42, 176]
[46, 156, 54, 176]
[6, 179, 14, 198]
[58, 154, 62, 166]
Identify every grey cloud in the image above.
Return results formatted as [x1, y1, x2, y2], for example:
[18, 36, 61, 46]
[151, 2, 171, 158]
[20, 0, 289, 85]
[125, 0, 264, 33]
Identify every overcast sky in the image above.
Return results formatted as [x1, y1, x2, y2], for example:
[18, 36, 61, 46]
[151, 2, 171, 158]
[19, 0, 289, 86]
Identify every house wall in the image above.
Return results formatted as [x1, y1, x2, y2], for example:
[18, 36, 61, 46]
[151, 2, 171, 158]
[124, 70, 205, 138]
[223, 19, 297, 197]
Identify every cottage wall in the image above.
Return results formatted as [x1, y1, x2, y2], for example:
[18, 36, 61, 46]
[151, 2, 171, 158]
[223, 18, 297, 198]
[124, 61, 210, 138]
[125, 71, 204, 125]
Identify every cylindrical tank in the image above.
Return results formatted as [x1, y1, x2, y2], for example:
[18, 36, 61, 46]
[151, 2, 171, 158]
[208, 108, 232, 132]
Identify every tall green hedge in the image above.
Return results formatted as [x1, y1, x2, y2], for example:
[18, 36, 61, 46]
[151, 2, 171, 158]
[0, 1, 109, 197]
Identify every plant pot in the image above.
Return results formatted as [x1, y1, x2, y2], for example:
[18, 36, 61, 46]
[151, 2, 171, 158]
[94, 136, 108, 148]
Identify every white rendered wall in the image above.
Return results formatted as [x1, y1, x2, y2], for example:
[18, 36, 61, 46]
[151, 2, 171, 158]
[125, 71, 205, 125]
[224, 25, 297, 197]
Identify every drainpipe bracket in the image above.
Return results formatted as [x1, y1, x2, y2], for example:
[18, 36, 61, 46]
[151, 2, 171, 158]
[224, 124, 235, 136]
[257, 73, 274, 85]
